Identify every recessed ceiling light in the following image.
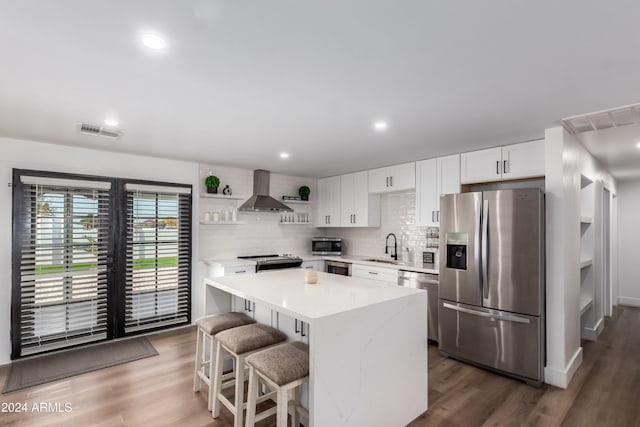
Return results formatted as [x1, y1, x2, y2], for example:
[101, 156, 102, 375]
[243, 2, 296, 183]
[104, 118, 119, 127]
[280, 152, 290, 159]
[374, 121, 388, 131]
[140, 33, 167, 50]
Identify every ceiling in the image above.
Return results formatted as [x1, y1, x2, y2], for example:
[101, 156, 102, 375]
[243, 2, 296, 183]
[1, 1, 640, 178]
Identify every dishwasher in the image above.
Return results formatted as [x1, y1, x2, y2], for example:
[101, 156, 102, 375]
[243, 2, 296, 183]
[398, 270, 439, 343]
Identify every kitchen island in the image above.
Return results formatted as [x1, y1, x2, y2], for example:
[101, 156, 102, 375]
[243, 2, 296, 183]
[205, 268, 428, 427]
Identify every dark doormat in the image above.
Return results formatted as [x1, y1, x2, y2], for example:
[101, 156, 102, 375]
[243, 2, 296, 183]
[3, 337, 158, 393]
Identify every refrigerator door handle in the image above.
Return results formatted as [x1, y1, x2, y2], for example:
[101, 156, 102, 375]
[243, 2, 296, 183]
[481, 199, 489, 300]
[443, 302, 531, 324]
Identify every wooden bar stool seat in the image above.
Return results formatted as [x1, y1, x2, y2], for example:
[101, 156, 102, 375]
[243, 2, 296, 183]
[193, 312, 256, 410]
[212, 324, 287, 427]
[245, 342, 310, 427]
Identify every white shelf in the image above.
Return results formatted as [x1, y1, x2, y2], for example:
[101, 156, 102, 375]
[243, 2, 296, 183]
[282, 199, 312, 205]
[579, 297, 593, 316]
[200, 193, 245, 200]
[580, 258, 593, 269]
[200, 220, 245, 225]
[580, 216, 593, 224]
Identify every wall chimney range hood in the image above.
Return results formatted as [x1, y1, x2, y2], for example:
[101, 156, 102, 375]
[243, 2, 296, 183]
[238, 170, 294, 212]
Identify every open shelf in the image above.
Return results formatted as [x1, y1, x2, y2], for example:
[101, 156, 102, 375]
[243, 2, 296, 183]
[200, 193, 245, 200]
[580, 258, 593, 269]
[580, 216, 593, 224]
[580, 297, 593, 316]
[282, 199, 312, 205]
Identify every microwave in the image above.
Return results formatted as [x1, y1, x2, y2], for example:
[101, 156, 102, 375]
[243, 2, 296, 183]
[311, 237, 343, 255]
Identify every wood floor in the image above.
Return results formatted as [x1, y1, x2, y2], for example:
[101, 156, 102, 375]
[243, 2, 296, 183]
[1, 305, 639, 427]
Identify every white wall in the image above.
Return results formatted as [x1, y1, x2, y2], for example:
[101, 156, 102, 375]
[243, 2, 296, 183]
[0, 136, 200, 365]
[617, 180, 640, 306]
[544, 127, 617, 388]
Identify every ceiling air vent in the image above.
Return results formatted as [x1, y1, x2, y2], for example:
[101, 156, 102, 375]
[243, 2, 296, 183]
[563, 103, 640, 135]
[78, 122, 123, 139]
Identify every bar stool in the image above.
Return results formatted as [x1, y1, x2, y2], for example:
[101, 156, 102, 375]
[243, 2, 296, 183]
[193, 312, 256, 410]
[212, 323, 287, 427]
[245, 342, 310, 427]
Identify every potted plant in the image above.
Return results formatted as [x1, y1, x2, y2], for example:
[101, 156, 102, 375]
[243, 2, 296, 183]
[205, 175, 220, 194]
[298, 185, 311, 201]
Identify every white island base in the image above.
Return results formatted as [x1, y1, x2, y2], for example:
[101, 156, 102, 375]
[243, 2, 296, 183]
[205, 269, 428, 427]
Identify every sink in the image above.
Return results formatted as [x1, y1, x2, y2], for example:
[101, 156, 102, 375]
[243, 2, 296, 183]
[364, 258, 399, 265]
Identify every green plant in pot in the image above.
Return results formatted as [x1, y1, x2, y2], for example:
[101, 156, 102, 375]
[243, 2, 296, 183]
[298, 185, 311, 201]
[205, 175, 220, 194]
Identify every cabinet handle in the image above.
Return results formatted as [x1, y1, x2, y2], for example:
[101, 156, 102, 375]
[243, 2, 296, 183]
[353, 214, 356, 224]
[369, 271, 379, 275]
[295, 319, 300, 334]
[301, 321, 307, 337]
[496, 161, 500, 175]
[235, 270, 246, 274]
[390, 176, 393, 187]
[386, 177, 389, 187]
[503, 160, 508, 174]
[437, 210, 439, 222]
[432, 211, 435, 222]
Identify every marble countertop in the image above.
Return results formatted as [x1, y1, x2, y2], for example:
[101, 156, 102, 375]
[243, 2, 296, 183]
[205, 268, 425, 323]
[202, 254, 439, 274]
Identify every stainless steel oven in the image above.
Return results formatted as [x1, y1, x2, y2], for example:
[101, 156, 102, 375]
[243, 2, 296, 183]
[325, 260, 351, 276]
[312, 237, 343, 255]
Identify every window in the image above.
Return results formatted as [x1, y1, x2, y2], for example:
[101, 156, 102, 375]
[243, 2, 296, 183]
[123, 184, 192, 333]
[11, 171, 192, 358]
[13, 175, 112, 356]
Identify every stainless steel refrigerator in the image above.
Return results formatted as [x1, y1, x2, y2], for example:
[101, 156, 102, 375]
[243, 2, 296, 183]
[438, 188, 544, 386]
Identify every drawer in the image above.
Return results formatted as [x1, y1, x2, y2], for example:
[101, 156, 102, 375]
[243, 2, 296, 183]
[352, 264, 398, 284]
[224, 265, 256, 275]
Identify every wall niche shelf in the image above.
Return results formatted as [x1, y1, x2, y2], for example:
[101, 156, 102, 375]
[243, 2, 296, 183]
[580, 258, 593, 269]
[580, 216, 593, 224]
[200, 193, 245, 200]
[579, 297, 593, 316]
[282, 200, 312, 205]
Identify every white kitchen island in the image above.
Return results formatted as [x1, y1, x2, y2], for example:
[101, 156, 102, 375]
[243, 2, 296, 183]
[205, 268, 428, 427]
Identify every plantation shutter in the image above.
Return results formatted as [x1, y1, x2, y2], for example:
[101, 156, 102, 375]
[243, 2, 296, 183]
[16, 175, 112, 356]
[124, 183, 191, 333]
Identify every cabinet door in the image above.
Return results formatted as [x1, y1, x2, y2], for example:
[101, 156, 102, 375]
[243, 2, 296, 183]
[351, 264, 398, 284]
[351, 171, 371, 227]
[316, 176, 341, 227]
[436, 154, 461, 223]
[460, 147, 502, 184]
[276, 312, 309, 344]
[340, 172, 356, 225]
[252, 302, 273, 326]
[502, 139, 545, 180]
[368, 162, 415, 193]
[415, 158, 438, 227]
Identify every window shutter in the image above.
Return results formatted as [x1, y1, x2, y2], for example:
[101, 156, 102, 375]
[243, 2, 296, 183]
[16, 177, 112, 356]
[124, 185, 191, 333]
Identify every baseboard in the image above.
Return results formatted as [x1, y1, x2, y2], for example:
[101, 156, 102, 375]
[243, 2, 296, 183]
[544, 347, 583, 389]
[619, 296, 640, 307]
[581, 317, 604, 341]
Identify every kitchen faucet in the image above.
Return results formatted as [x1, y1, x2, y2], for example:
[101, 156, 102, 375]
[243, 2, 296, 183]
[385, 233, 398, 260]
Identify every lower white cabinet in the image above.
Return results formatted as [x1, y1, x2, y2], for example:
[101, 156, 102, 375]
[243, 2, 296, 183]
[275, 311, 310, 344]
[351, 264, 397, 284]
[300, 260, 324, 271]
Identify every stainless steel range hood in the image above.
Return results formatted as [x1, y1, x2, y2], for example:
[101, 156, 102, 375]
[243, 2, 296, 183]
[238, 170, 294, 212]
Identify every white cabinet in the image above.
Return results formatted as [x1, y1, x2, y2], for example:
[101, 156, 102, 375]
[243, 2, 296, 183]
[340, 171, 380, 227]
[416, 154, 460, 226]
[351, 264, 397, 284]
[460, 140, 545, 184]
[275, 312, 310, 344]
[300, 260, 324, 271]
[501, 139, 546, 180]
[316, 176, 341, 227]
[368, 162, 415, 194]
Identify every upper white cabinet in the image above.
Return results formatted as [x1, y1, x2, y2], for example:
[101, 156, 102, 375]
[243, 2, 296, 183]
[416, 154, 461, 226]
[316, 176, 341, 227]
[460, 140, 545, 184]
[340, 171, 380, 227]
[368, 162, 415, 194]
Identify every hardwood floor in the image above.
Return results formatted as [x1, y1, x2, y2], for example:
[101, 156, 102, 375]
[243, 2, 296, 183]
[1, 305, 639, 427]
